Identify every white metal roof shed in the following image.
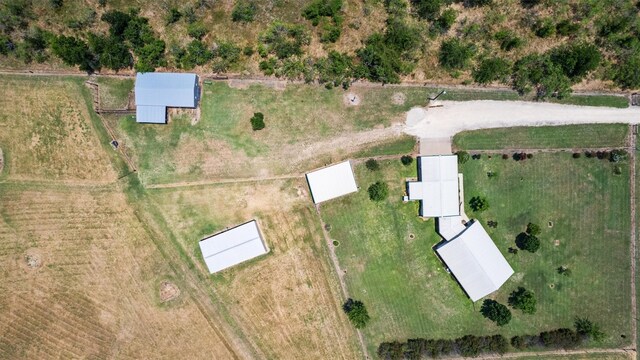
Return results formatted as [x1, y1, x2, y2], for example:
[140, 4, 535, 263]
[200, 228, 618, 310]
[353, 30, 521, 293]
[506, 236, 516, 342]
[436, 221, 514, 302]
[199, 220, 269, 273]
[135, 72, 198, 123]
[306, 161, 358, 204]
[407, 155, 460, 217]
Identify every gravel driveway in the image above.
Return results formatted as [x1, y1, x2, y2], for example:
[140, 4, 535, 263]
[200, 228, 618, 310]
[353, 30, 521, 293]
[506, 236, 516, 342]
[404, 100, 640, 139]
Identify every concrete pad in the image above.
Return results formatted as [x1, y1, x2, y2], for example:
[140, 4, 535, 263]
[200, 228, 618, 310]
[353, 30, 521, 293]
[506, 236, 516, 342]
[420, 137, 452, 155]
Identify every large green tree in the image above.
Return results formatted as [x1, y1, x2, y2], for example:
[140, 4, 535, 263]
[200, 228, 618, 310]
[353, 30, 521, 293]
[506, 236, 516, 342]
[480, 300, 511, 326]
[508, 287, 537, 314]
[343, 298, 370, 328]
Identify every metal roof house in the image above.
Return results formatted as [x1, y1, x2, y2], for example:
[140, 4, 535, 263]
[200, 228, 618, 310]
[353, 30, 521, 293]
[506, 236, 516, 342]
[436, 220, 514, 301]
[407, 155, 460, 217]
[134, 72, 199, 124]
[306, 161, 358, 204]
[199, 220, 269, 273]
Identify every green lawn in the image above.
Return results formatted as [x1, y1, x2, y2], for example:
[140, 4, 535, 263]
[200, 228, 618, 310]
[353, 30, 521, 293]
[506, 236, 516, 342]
[453, 124, 630, 150]
[96, 77, 134, 109]
[550, 94, 630, 108]
[320, 154, 631, 355]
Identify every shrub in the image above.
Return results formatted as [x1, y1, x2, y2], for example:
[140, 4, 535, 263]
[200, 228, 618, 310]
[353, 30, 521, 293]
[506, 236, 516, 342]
[540, 328, 580, 349]
[556, 20, 580, 36]
[365, 158, 380, 171]
[526, 222, 540, 236]
[512, 53, 572, 99]
[516, 232, 540, 253]
[469, 196, 489, 212]
[495, 30, 523, 51]
[613, 54, 640, 89]
[534, 18, 555, 38]
[50, 35, 96, 72]
[439, 39, 474, 70]
[457, 151, 470, 164]
[614, 165, 622, 175]
[410, 0, 442, 20]
[250, 112, 265, 130]
[212, 41, 241, 72]
[302, 0, 342, 24]
[508, 287, 537, 314]
[609, 149, 627, 162]
[232, 1, 257, 22]
[88, 34, 133, 71]
[473, 57, 510, 84]
[243, 46, 254, 56]
[549, 43, 601, 81]
[187, 22, 207, 39]
[343, 298, 370, 328]
[260, 22, 310, 59]
[480, 299, 511, 326]
[502, 154, 509, 159]
[165, 7, 181, 25]
[368, 181, 389, 201]
[575, 317, 605, 341]
[400, 155, 413, 166]
[557, 266, 572, 276]
[526, 153, 533, 159]
[434, 8, 456, 34]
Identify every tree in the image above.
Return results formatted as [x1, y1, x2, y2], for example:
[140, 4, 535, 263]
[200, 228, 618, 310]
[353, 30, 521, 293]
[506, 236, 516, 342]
[434, 8, 456, 34]
[614, 54, 640, 89]
[480, 299, 511, 326]
[250, 112, 265, 130]
[512, 53, 572, 99]
[457, 151, 470, 164]
[516, 232, 540, 253]
[187, 22, 207, 40]
[469, 196, 489, 212]
[438, 39, 473, 70]
[540, 328, 581, 349]
[549, 43, 601, 81]
[165, 7, 181, 25]
[365, 158, 380, 171]
[400, 155, 413, 166]
[88, 34, 132, 71]
[508, 287, 537, 314]
[50, 35, 96, 72]
[410, 0, 442, 20]
[526, 222, 540, 236]
[260, 22, 310, 59]
[473, 57, 510, 85]
[609, 149, 627, 163]
[368, 181, 389, 202]
[575, 317, 605, 342]
[343, 298, 370, 328]
[232, 1, 257, 22]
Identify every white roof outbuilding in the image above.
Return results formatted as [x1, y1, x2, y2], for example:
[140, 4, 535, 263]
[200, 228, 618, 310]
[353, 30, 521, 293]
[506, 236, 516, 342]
[199, 220, 269, 273]
[407, 155, 460, 217]
[306, 161, 358, 204]
[134, 72, 199, 123]
[436, 221, 514, 302]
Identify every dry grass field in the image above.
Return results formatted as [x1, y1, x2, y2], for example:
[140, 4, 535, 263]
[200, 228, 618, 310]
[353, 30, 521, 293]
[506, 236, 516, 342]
[147, 179, 363, 359]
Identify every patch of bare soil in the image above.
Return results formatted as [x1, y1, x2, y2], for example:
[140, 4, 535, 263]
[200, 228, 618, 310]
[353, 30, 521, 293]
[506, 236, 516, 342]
[392, 92, 406, 105]
[344, 92, 361, 106]
[159, 281, 180, 302]
[0, 147, 3, 174]
[23, 249, 43, 270]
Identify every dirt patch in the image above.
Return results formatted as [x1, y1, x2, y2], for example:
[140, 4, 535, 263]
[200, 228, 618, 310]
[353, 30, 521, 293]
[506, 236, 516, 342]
[0, 147, 3, 174]
[159, 281, 181, 302]
[392, 92, 406, 105]
[344, 92, 361, 106]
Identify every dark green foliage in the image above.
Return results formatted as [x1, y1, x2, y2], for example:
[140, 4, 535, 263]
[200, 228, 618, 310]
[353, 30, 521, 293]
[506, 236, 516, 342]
[480, 299, 511, 326]
[457, 151, 470, 164]
[410, 0, 442, 20]
[380, 335, 505, 359]
[400, 155, 413, 165]
[526, 222, 540, 236]
[98, 0, 107, 7]
[165, 8, 181, 25]
[609, 149, 627, 162]
[556, 20, 580, 36]
[520, 0, 540, 8]
[88, 34, 132, 70]
[516, 232, 540, 253]
[365, 158, 380, 171]
[377, 341, 404, 360]
[494, 30, 523, 51]
[243, 46, 254, 56]
[212, 41, 241, 72]
[356, 18, 420, 84]
[575, 317, 605, 341]
[66, 8, 96, 30]
[434, 8, 456, 34]
[50, 0, 64, 10]
[15, 27, 50, 63]
[613, 54, 640, 89]
[384, 0, 408, 17]
[342, 298, 370, 328]
[250, 112, 265, 130]
[469, 196, 489, 212]
[260, 22, 310, 59]
[0, 0, 32, 34]
[315, 51, 357, 87]
[456, 334, 508, 357]
[187, 22, 207, 40]
[473, 57, 510, 84]
[508, 287, 537, 314]
[302, 0, 342, 24]
[175, 39, 212, 69]
[512, 53, 571, 99]
[368, 181, 389, 201]
[232, 1, 257, 23]
[540, 328, 581, 349]
[464, 0, 491, 7]
[549, 43, 601, 80]
[0, 34, 13, 55]
[534, 18, 555, 38]
[557, 266, 572, 276]
[320, 23, 341, 43]
[50, 35, 96, 72]
[438, 39, 473, 70]
[101, 10, 132, 39]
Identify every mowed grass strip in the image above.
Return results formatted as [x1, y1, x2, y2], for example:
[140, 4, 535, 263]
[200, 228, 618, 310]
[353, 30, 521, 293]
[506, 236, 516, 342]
[550, 94, 630, 108]
[320, 154, 631, 355]
[95, 77, 134, 109]
[453, 124, 629, 150]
